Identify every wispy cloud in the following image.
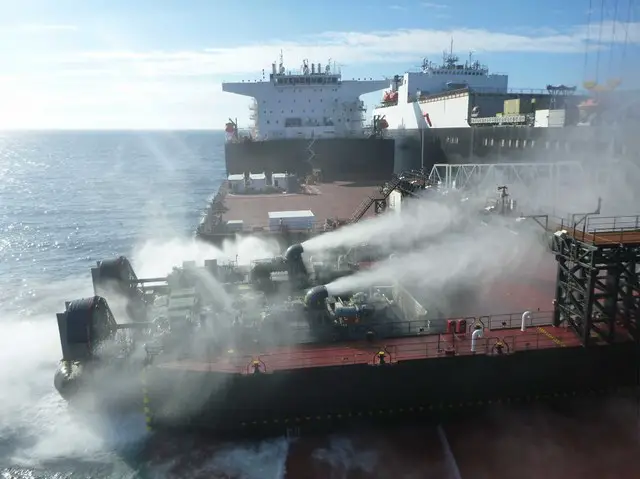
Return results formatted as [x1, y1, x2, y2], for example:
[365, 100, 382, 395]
[0, 24, 78, 33]
[1, 21, 639, 129]
[389, 5, 407, 10]
[422, 2, 449, 9]
[48, 22, 640, 79]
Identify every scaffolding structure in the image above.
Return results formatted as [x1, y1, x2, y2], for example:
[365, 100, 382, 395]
[548, 214, 640, 346]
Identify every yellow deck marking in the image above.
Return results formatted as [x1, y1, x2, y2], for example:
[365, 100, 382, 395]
[536, 326, 565, 347]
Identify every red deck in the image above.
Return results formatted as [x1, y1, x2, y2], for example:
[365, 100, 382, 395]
[221, 181, 380, 229]
[158, 318, 587, 375]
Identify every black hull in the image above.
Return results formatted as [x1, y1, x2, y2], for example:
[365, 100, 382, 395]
[142, 341, 637, 437]
[391, 124, 639, 173]
[225, 137, 395, 181]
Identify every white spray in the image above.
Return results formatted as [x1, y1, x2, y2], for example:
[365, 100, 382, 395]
[303, 193, 471, 258]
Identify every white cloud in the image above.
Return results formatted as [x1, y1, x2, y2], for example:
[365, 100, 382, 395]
[0, 24, 77, 33]
[51, 22, 640, 79]
[421, 2, 449, 9]
[0, 22, 638, 129]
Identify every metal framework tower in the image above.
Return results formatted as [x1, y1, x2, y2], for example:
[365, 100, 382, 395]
[549, 214, 640, 346]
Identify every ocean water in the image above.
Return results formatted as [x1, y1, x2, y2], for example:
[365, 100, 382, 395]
[1, 131, 639, 479]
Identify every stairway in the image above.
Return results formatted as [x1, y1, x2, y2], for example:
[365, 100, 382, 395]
[350, 196, 376, 223]
[348, 170, 432, 224]
[349, 175, 404, 223]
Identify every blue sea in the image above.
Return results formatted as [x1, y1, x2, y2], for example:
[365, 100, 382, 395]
[1, 131, 639, 479]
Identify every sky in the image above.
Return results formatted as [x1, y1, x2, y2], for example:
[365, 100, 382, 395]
[0, 0, 638, 130]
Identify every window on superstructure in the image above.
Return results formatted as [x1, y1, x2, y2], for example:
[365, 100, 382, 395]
[284, 118, 302, 127]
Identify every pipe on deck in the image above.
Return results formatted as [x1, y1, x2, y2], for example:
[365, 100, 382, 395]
[521, 310, 532, 332]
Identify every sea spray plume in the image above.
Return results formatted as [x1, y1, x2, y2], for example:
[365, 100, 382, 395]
[0, 277, 149, 467]
[311, 436, 378, 478]
[132, 235, 281, 277]
[443, 154, 640, 228]
[146, 436, 290, 478]
[303, 193, 469, 254]
[325, 214, 543, 298]
[480, 134, 640, 218]
[109, 235, 308, 423]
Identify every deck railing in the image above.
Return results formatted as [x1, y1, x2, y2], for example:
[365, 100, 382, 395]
[544, 214, 640, 246]
[205, 328, 571, 375]
[197, 220, 341, 236]
[189, 311, 564, 374]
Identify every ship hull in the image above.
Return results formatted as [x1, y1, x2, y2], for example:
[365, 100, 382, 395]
[225, 137, 395, 181]
[142, 340, 637, 437]
[390, 124, 638, 173]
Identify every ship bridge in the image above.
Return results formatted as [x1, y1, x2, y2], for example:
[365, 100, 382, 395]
[222, 54, 387, 140]
[374, 50, 509, 130]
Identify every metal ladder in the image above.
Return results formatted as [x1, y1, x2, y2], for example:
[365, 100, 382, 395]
[349, 175, 404, 223]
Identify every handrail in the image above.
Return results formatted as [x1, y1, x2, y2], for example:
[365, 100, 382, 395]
[200, 327, 573, 375]
[178, 311, 559, 373]
[550, 215, 640, 245]
[256, 310, 555, 338]
[584, 215, 640, 232]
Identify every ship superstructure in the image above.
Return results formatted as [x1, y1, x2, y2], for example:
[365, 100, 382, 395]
[377, 50, 510, 130]
[373, 46, 583, 132]
[372, 47, 639, 172]
[221, 53, 394, 180]
[223, 52, 388, 141]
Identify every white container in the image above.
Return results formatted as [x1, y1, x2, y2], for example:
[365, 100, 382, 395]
[268, 210, 315, 232]
[228, 174, 245, 193]
[226, 220, 244, 232]
[249, 172, 267, 191]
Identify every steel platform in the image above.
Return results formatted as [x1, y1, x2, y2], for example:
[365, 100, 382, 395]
[551, 214, 640, 246]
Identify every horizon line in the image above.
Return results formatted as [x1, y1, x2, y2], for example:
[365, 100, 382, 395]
[0, 128, 227, 132]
